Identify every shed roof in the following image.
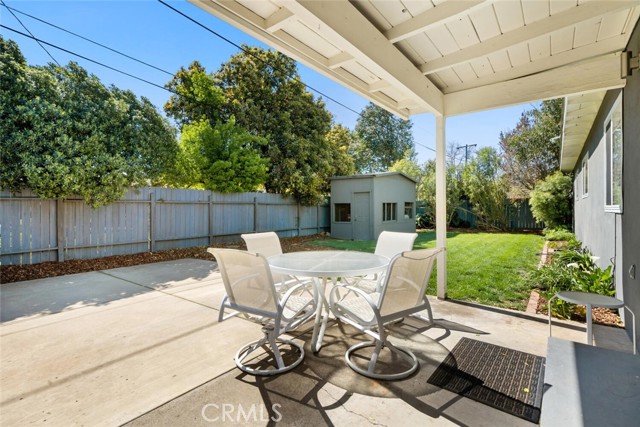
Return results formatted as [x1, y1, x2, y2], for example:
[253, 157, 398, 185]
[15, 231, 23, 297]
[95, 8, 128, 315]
[330, 171, 417, 183]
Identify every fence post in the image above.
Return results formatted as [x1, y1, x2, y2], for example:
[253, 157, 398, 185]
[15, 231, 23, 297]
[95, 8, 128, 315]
[253, 197, 258, 232]
[150, 192, 156, 252]
[208, 193, 213, 245]
[56, 198, 65, 262]
[297, 202, 301, 236]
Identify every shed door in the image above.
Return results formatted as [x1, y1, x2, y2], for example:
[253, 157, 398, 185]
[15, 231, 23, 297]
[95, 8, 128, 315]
[353, 192, 371, 241]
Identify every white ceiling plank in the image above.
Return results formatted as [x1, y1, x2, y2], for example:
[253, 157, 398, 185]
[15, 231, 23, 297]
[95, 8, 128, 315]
[574, 16, 602, 47]
[598, 8, 632, 40]
[469, 3, 501, 41]
[487, 49, 511, 71]
[286, 0, 444, 113]
[444, 53, 624, 116]
[384, 0, 485, 43]
[405, 34, 441, 62]
[400, 0, 434, 17]
[453, 62, 478, 82]
[522, 0, 550, 25]
[551, 0, 578, 15]
[437, 68, 463, 87]
[420, 1, 636, 75]
[507, 43, 531, 67]
[425, 24, 460, 55]
[493, 0, 525, 33]
[369, 79, 391, 92]
[370, 0, 409, 27]
[528, 35, 551, 62]
[447, 15, 481, 49]
[551, 26, 575, 54]
[444, 35, 626, 93]
[352, 0, 393, 31]
[470, 57, 494, 77]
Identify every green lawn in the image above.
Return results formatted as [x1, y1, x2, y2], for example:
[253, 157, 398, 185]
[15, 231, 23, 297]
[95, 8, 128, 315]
[311, 230, 544, 311]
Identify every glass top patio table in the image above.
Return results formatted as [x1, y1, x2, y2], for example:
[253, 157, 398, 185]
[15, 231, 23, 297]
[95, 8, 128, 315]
[268, 250, 389, 278]
[268, 250, 389, 352]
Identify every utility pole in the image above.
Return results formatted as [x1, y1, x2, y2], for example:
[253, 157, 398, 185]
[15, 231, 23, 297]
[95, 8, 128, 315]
[456, 143, 477, 165]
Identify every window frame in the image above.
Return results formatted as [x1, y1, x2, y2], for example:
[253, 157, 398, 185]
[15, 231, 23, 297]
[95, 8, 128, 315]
[581, 154, 589, 198]
[382, 202, 397, 222]
[404, 202, 414, 219]
[604, 93, 623, 213]
[334, 203, 351, 223]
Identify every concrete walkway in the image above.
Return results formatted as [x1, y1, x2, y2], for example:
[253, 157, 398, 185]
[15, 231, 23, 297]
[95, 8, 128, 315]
[0, 259, 633, 426]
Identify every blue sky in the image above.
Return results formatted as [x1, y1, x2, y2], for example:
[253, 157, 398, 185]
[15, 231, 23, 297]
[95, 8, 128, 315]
[1, 0, 535, 163]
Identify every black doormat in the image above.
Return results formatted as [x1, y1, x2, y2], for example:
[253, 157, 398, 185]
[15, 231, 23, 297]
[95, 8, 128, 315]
[428, 338, 545, 424]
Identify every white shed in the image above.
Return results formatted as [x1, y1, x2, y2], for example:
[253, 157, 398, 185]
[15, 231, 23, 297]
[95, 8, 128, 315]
[330, 172, 416, 241]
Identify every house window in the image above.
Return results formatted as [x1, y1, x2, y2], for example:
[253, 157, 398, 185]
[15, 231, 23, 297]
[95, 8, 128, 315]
[383, 203, 397, 221]
[334, 203, 351, 222]
[582, 155, 589, 198]
[605, 94, 623, 212]
[404, 202, 413, 219]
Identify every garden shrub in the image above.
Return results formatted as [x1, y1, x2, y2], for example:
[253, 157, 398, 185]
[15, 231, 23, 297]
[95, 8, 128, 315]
[527, 241, 615, 319]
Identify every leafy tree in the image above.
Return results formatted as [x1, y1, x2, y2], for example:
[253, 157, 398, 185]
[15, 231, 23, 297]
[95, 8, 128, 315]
[529, 171, 573, 228]
[0, 37, 178, 207]
[415, 158, 465, 227]
[463, 147, 509, 229]
[164, 61, 224, 127]
[499, 99, 563, 193]
[324, 124, 356, 177]
[169, 118, 268, 192]
[389, 156, 421, 180]
[214, 46, 341, 204]
[354, 103, 414, 173]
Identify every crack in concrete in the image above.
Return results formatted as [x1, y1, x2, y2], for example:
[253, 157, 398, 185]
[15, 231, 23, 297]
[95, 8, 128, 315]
[320, 387, 388, 427]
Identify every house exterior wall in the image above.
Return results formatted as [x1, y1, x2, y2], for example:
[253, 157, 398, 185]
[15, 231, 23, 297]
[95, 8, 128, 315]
[621, 23, 640, 352]
[573, 89, 623, 297]
[573, 21, 640, 351]
[371, 174, 416, 238]
[330, 173, 416, 241]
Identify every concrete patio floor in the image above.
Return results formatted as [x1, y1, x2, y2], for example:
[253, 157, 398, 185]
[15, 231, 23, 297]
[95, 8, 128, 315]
[0, 259, 634, 426]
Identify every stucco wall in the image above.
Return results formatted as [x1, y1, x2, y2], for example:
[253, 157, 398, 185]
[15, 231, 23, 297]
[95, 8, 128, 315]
[573, 21, 640, 351]
[622, 23, 640, 352]
[573, 90, 623, 297]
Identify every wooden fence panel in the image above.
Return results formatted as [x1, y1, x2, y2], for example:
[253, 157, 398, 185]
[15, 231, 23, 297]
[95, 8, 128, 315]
[1, 187, 330, 266]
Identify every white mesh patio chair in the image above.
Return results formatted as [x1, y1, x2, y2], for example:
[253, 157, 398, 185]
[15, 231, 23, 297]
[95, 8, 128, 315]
[353, 231, 418, 293]
[329, 248, 442, 380]
[209, 248, 318, 375]
[241, 232, 310, 290]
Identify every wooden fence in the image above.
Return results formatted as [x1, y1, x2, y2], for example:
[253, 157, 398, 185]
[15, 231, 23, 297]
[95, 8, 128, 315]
[0, 187, 330, 266]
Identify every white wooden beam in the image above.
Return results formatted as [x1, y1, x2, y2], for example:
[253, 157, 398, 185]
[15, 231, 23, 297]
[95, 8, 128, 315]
[368, 80, 391, 92]
[435, 115, 447, 299]
[285, 0, 444, 114]
[326, 52, 354, 69]
[444, 53, 625, 116]
[187, 0, 422, 118]
[264, 7, 295, 32]
[443, 34, 627, 94]
[384, 0, 485, 44]
[421, 1, 637, 75]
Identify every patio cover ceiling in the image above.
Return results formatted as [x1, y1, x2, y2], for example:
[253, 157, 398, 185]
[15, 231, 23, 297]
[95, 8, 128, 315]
[189, 0, 639, 119]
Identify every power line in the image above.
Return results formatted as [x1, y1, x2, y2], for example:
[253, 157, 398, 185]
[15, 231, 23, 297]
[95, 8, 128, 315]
[2, 3, 174, 76]
[156, 0, 437, 153]
[2, 2, 437, 155]
[0, 0, 59, 66]
[1, 25, 174, 93]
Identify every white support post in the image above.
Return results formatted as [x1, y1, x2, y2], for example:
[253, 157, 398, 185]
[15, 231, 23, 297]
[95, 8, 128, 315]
[435, 114, 447, 299]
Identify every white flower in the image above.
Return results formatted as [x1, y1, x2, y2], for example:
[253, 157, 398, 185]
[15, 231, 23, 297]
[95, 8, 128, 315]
[590, 256, 600, 262]
[567, 263, 579, 268]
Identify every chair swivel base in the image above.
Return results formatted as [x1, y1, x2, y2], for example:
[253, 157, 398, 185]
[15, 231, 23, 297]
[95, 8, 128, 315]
[235, 338, 305, 376]
[345, 340, 418, 380]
